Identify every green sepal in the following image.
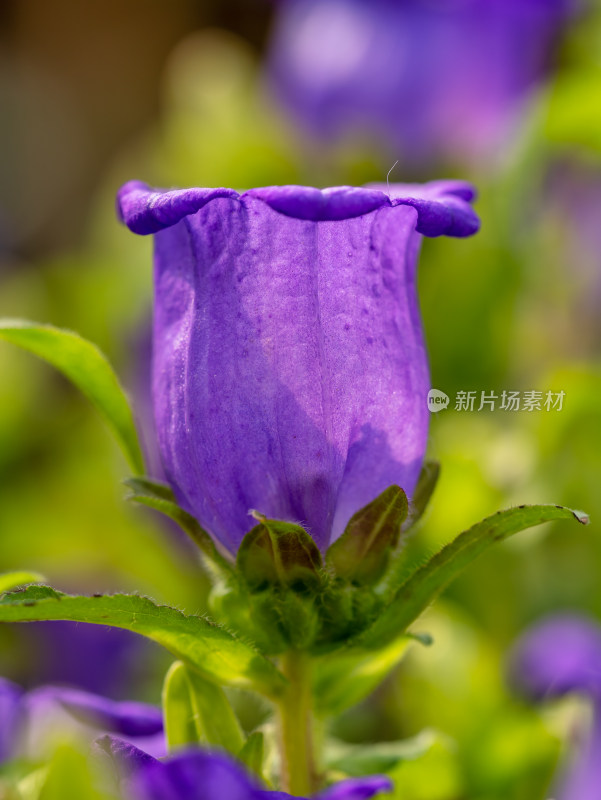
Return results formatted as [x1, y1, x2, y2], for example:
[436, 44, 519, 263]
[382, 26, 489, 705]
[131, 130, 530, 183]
[326, 486, 408, 585]
[0, 571, 45, 595]
[0, 585, 287, 698]
[237, 515, 322, 593]
[0, 319, 145, 474]
[162, 661, 199, 751]
[404, 461, 440, 530]
[360, 503, 589, 649]
[207, 580, 289, 655]
[125, 477, 234, 579]
[312, 583, 383, 653]
[237, 732, 265, 779]
[236, 586, 320, 654]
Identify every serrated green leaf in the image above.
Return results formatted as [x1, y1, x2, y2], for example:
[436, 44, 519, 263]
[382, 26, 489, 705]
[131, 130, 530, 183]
[185, 667, 245, 753]
[0, 586, 287, 698]
[237, 516, 322, 592]
[313, 635, 417, 716]
[237, 732, 265, 779]
[0, 571, 45, 595]
[162, 661, 199, 752]
[361, 504, 589, 648]
[0, 320, 144, 474]
[405, 461, 440, 530]
[125, 477, 234, 577]
[326, 486, 408, 584]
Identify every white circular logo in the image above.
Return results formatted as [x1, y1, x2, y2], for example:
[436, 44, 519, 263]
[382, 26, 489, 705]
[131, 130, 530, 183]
[427, 389, 450, 413]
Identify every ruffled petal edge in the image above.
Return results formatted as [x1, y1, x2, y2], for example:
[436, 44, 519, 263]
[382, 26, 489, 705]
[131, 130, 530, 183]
[117, 180, 479, 238]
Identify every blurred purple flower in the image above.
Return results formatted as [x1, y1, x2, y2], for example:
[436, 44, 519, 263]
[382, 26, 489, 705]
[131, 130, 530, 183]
[0, 678, 24, 762]
[12, 621, 147, 698]
[267, 0, 574, 164]
[511, 615, 601, 800]
[99, 737, 392, 800]
[544, 162, 601, 346]
[117, 180, 479, 554]
[0, 679, 164, 764]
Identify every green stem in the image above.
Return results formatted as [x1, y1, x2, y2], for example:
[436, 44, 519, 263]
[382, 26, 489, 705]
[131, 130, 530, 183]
[277, 650, 316, 795]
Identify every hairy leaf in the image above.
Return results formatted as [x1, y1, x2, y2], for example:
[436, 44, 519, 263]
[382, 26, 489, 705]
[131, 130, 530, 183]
[361, 504, 589, 648]
[0, 586, 286, 697]
[0, 570, 45, 595]
[125, 477, 234, 576]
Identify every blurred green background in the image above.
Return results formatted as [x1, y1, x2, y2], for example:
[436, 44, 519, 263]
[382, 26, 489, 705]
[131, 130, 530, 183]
[1, 1, 601, 798]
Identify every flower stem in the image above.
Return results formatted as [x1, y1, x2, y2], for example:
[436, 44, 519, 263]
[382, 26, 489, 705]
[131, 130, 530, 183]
[277, 650, 316, 795]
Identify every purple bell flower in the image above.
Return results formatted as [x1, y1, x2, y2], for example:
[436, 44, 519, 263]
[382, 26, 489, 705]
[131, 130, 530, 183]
[117, 180, 479, 554]
[99, 736, 392, 800]
[511, 615, 601, 800]
[267, 0, 574, 163]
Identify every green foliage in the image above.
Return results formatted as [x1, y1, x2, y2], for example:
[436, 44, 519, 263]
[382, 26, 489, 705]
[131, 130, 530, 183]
[0, 586, 287, 697]
[125, 477, 234, 577]
[162, 660, 199, 751]
[0, 320, 144, 474]
[326, 730, 442, 778]
[313, 635, 420, 717]
[326, 486, 408, 585]
[237, 732, 266, 779]
[161, 659, 246, 754]
[361, 504, 589, 648]
[0, 571, 45, 595]
[37, 746, 109, 800]
[185, 667, 246, 753]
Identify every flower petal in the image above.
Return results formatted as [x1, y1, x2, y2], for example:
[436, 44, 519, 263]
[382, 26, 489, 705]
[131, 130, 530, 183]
[117, 181, 479, 237]
[317, 776, 393, 800]
[95, 733, 159, 776]
[510, 615, 601, 700]
[0, 677, 24, 763]
[25, 686, 163, 737]
[129, 749, 263, 800]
